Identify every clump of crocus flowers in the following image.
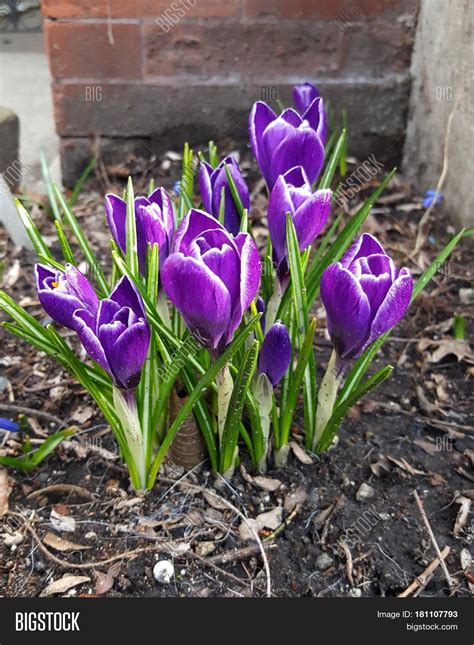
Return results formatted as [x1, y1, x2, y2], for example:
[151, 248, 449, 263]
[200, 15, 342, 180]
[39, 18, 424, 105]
[5, 78, 457, 493]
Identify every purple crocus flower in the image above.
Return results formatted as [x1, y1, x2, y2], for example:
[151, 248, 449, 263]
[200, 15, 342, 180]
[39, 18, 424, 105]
[268, 166, 331, 276]
[161, 209, 261, 354]
[293, 82, 327, 144]
[198, 156, 250, 235]
[249, 101, 325, 190]
[258, 321, 291, 387]
[35, 263, 99, 330]
[105, 187, 174, 275]
[73, 276, 150, 390]
[320, 233, 413, 365]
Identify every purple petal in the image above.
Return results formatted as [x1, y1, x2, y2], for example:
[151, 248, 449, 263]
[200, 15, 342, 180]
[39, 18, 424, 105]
[64, 264, 99, 314]
[249, 101, 277, 185]
[258, 320, 291, 387]
[173, 209, 226, 254]
[109, 275, 146, 319]
[368, 268, 413, 343]
[148, 187, 175, 240]
[302, 97, 327, 144]
[292, 188, 331, 251]
[198, 162, 214, 214]
[101, 319, 151, 389]
[293, 82, 320, 114]
[161, 253, 232, 350]
[280, 107, 303, 128]
[105, 194, 127, 253]
[341, 233, 386, 269]
[73, 308, 110, 374]
[233, 233, 261, 324]
[269, 126, 325, 188]
[320, 263, 371, 359]
[135, 202, 169, 273]
[268, 175, 295, 267]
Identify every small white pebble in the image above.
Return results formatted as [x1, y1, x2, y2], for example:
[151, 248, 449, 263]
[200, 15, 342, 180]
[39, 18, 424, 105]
[153, 560, 174, 584]
[349, 587, 362, 597]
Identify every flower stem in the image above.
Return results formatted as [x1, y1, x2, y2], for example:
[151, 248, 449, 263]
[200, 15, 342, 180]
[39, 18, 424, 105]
[157, 289, 171, 328]
[113, 387, 147, 490]
[252, 373, 273, 473]
[313, 350, 341, 450]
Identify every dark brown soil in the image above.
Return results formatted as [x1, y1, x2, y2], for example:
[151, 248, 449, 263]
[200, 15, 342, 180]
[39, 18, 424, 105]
[0, 151, 473, 598]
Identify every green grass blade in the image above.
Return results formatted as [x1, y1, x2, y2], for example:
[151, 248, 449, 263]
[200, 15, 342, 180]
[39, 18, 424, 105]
[40, 148, 61, 221]
[15, 200, 54, 261]
[220, 340, 259, 473]
[68, 157, 96, 208]
[125, 177, 139, 279]
[318, 129, 346, 190]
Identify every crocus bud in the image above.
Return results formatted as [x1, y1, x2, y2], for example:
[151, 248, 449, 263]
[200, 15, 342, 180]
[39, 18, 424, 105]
[249, 101, 325, 190]
[268, 166, 331, 276]
[198, 156, 250, 235]
[256, 296, 266, 333]
[105, 187, 174, 275]
[258, 320, 291, 387]
[320, 233, 413, 365]
[35, 263, 99, 330]
[73, 276, 150, 390]
[293, 82, 327, 144]
[161, 209, 261, 354]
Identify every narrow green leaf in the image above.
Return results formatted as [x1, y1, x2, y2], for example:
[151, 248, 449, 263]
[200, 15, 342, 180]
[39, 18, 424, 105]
[40, 148, 61, 221]
[146, 315, 260, 487]
[15, 200, 54, 261]
[52, 182, 109, 296]
[224, 163, 244, 220]
[318, 129, 346, 190]
[125, 177, 139, 279]
[317, 365, 393, 453]
[220, 340, 259, 473]
[68, 157, 96, 208]
[54, 220, 76, 265]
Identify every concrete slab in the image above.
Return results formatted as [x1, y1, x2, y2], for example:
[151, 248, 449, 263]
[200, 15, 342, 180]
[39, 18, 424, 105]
[0, 31, 60, 193]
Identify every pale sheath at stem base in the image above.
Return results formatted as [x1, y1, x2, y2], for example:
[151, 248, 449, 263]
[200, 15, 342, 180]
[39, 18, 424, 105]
[313, 350, 341, 450]
[217, 363, 235, 478]
[113, 387, 147, 491]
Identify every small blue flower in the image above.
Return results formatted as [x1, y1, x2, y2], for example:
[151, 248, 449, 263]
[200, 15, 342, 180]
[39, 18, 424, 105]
[172, 181, 181, 196]
[423, 190, 443, 209]
[0, 418, 20, 433]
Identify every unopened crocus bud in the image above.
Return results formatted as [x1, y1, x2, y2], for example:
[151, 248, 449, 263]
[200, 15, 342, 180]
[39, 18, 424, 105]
[292, 82, 327, 144]
[258, 320, 291, 387]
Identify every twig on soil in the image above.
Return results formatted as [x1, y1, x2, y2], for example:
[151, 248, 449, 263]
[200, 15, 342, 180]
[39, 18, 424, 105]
[8, 511, 190, 570]
[398, 545, 450, 597]
[264, 505, 301, 542]
[26, 484, 96, 501]
[338, 539, 354, 587]
[413, 490, 455, 593]
[158, 474, 272, 597]
[208, 542, 276, 566]
[0, 404, 68, 427]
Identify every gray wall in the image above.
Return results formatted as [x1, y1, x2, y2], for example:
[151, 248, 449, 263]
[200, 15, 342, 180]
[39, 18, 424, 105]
[403, 0, 473, 227]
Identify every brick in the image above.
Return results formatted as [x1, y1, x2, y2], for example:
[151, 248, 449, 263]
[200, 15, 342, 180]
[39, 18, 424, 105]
[244, 0, 418, 19]
[144, 20, 342, 77]
[340, 20, 416, 75]
[45, 21, 142, 80]
[42, 0, 241, 19]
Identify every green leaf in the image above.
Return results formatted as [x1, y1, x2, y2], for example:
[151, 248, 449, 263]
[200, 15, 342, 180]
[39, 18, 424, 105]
[125, 177, 139, 279]
[220, 340, 259, 473]
[339, 110, 348, 177]
[278, 318, 317, 447]
[54, 220, 76, 265]
[40, 148, 61, 221]
[318, 129, 346, 190]
[52, 182, 109, 296]
[15, 200, 54, 261]
[306, 168, 396, 306]
[68, 157, 96, 208]
[224, 162, 245, 221]
[146, 314, 261, 487]
[0, 428, 76, 472]
[208, 141, 219, 168]
[317, 365, 393, 453]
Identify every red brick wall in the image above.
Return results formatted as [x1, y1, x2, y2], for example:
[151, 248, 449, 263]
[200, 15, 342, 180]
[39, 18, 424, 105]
[41, 0, 419, 185]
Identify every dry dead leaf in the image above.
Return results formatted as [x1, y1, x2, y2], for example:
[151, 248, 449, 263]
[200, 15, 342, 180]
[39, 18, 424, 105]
[426, 339, 474, 365]
[94, 570, 115, 595]
[50, 508, 76, 533]
[460, 549, 474, 594]
[40, 575, 90, 597]
[71, 405, 96, 424]
[284, 488, 307, 513]
[387, 455, 427, 476]
[413, 438, 438, 455]
[43, 532, 91, 552]
[0, 469, 12, 518]
[239, 506, 282, 541]
[453, 496, 471, 537]
[289, 441, 313, 464]
[203, 491, 228, 511]
[239, 465, 282, 491]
